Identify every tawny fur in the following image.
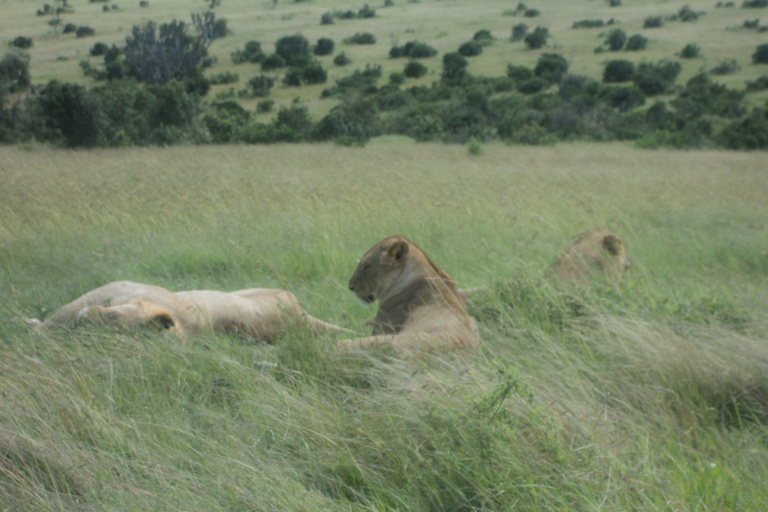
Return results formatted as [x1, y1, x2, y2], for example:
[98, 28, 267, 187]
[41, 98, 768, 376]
[341, 236, 478, 358]
[28, 281, 349, 342]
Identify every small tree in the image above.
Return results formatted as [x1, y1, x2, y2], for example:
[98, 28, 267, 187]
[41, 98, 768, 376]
[404, 60, 427, 78]
[314, 37, 334, 56]
[275, 34, 311, 67]
[524, 27, 549, 49]
[753, 44, 768, 64]
[680, 43, 700, 59]
[248, 74, 274, 97]
[625, 34, 648, 51]
[458, 41, 483, 57]
[603, 59, 634, 82]
[441, 52, 468, 83]
[11, 37, 33, 49]
[534, 53, 568, 84]
[511, 23, 528, 42]
[605, 29, 627, 51]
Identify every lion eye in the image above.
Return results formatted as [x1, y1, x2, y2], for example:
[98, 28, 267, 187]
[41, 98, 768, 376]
[361, 264, 368, 275]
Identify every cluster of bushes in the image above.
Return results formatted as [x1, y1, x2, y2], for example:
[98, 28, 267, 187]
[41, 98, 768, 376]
[572, 19, 613, 29]
[389, 41, 437, 59]
[321, 5, 375, 24]
[231, 41, 264, 64]
[597, 29, 648, 52]
[343, 32, 376, 45]
[524, 27, 549, 49]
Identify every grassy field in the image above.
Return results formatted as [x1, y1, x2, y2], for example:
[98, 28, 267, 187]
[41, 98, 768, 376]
[1, 141, 767, 510]
[4, 0, 768, 119]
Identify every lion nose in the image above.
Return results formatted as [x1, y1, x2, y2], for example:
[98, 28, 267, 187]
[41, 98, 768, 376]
[348, 283, 355, 291]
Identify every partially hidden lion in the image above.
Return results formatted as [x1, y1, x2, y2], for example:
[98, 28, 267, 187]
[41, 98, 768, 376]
[554, 228, 632, 283]
[26, 281, 350, 341]
[458, 228, 632, 300]
[341, 236, 479, 357]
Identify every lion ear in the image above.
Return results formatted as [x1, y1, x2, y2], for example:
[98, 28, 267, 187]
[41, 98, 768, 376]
[384, 239, 409, 263]
[150, 312, 176, 330]
[602, 234, 622, 256]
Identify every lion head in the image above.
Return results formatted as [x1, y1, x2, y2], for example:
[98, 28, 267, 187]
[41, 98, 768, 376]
[556, 229, 632, 282]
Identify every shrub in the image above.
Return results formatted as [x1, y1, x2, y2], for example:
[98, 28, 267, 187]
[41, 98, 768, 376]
[608, 0, 622, 5]
[261, 53, 286, 71]
[679, 5, 699, 21]
[0, 49, 31, 92]
[473, 29, 494, 43]
[605, 29, 627, 51]
[633, 60, 681, 95]
[720, 109, 768, 149]
[314, 37, 334, 56]
[516, 77, 547, 94]
[534, 53, 568, 84]
[511, 24, 528, 41]
[62, 23, 77, 34]
[524, 27, 549, 49]
[605, 86, 646, 111]
[390, 72, 404, 84]
[403, 60, 427, 78]
[441, 52, 468, 83]
[358, 4, 376, 18]
[643, 16, 663, 28]
[231, 41, 264, 64]
[753, 44, 768, 64]
[507, 64, 534, 82]
[710, 59, 741, 75]
[603, 59, 635, 82]
[391, 41, 437, 59]
[299, 60, 328, 84]
[39, 81, 106, 147]
[625, 34, 648, 51]
[467, 136, 484, 155]
[208, 71, 238, 85]
[89, 42, 109, 56]
[333, 52, 350, 66]
[320, 12, 334, 25]
[256, 99, 274, 113]
[343, 32, 376, 45]
[742, 0, 767, 6]
[139, 0, 148, 6]
[76, 26, 95, 38]
[458, 41, 483, 57]
[282, 67, 303, 86]
[680, 43, 700, 59]
[11, 36, 33, 49]
[247, 74, 274, 96]
[572, 19, 605, 28]
[746, 76, 768, 90]
[276, 34, 311, 66]
[524, 9, 540, 17]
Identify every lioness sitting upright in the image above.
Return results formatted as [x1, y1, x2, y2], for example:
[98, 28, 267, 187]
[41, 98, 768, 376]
[342, 236, 479, 357]
[555, 228, 632, 282]
[27, 281, 349, 342]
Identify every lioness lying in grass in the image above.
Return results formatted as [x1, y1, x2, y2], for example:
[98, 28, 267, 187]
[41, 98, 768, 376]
[27, 281, 349, 341]
[341, 236, 479, 357]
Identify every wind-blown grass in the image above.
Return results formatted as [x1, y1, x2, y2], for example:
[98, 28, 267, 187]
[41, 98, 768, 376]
[0, 142, 767, 510]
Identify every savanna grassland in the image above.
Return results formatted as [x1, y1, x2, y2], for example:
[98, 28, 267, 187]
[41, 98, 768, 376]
[1, 141, 767, 511]
[6, 0, 768, 118]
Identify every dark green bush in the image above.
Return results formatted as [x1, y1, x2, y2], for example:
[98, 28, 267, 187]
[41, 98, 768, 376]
[604, 86, 646, 111]
[643, 16, 663, 28]
[507, 64, 534, 82]
[282, 67, 303, 86]
[231, 41, 264, 64]
[0, 49, 31, 92]
[720, 108, 768, 149]
[516, 77, 547, 94]
[603, 59, 635, 83]
[320, 12, 334, 25]
[572, 19, 605, 28]
[390, 72, 405, 84]
[458, 41, 483, 57]
[633, 60, 681, 96]
[38, 81, 107, 147]
[524, 9, 540, 17]
[314, 100, 380, 142]
[746, 76, 768, 91]
[261, 53, 286, 71]
[275, 34, 311, 66]
[62, 23, 77, 34]
[534, 53, 568, 84]
[314, 37, 334, 56]
[473, 29, 494, 43]
[208, 71, 238, 84]
[524, 27, 549, 49]
[680, 43, 700, 59]
[273, 104, 313, 141]
[11, 36, 33, 49]
[403, 60, 427, 78]
[625, 34, 648, 51]
[76, 26, 95, 38]
[511, 23, 528, 41]
[390, 41, 437, 59]
[256, 99, 274, 113]
[247, 74, 274, 96]
[358, 4, 376, 18]
[679, 5, 699, 21]
[89, 42, 109, 56]
[343, 32, 376, 45]
[710, 59, 741, 75]
[742, 0, 767, 6]
[753, 44, 768, 64]
[605, 29, 627, 51]
[441, 52, 468, 83]
[299, 60, 328, 84]
[333, 52, 350, 66]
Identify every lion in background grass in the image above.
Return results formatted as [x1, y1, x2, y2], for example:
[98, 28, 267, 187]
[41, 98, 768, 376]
[341, 235, 479, 358]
